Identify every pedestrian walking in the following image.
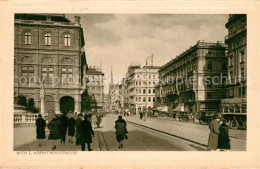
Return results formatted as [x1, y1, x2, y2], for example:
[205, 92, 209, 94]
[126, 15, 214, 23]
[217, 119, 231, 151]
[96, 113, 102, 128]
[36, 114, 46, 147]
[47, 115, 61, 150]
[75, 113, 83, 145]
[67, 113, 76, 143]
[115, 116, 128, 149]
[207, 113, 221, 151]
[59, 112, 68, 143]
[79, 114, 94, 151]
[139, 112, 143, 120]
[91, 113, 97, 130]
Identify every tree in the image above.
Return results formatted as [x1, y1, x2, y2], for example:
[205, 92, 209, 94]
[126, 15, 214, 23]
[27, 98, 39, 113]
[81, 89, 92, 112]
[17, 95, 27, 107]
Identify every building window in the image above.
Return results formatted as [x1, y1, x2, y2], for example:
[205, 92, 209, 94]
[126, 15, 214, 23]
[148, 97, 151, 102]
[61, 66, 73, 83]
[153, 75, 155, 79]
[24, 32, 31, 45]
[143, 97, 146, 102]
[64, 33, 71, 46]
[42, 66, 54, 82]
[136, 81, 138, 85]
[44, 33, 51, 46]
[139, 89, 141, 93]
[149, 75, 151, 79]
[139, 97, 141, 102]
[240, 51, 244, 62]
[153, 89, 155, 93]
[143, 89, 146, 94]
[139, 81, 141, 85]
[207, 61, 212, 70]
[21, 65, 34, 83]
[148, 89, 151, 94]
[228, 88, 234, 98]
[153, 97, 155, 102]
[207, 93, 212, 99]
[206, 77, 212, 88]
[241, 68, 245, 77]
[222, 62, 227, 70]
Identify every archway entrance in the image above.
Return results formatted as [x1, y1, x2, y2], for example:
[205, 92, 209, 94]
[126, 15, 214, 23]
[60, 96, 75, 114]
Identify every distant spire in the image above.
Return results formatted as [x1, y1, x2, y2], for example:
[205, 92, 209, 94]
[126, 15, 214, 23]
[111, 67, 113, 84]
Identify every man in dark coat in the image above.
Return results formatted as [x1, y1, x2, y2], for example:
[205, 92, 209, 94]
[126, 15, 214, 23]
[59, 112, 68, 143]
[207, 113, 221, 151]
[79, 114, 94, 151]
[48, 115, 61, 150]
[75, 113, 83, 145]
[115, 116, 128, 149]
[67, 113, 76, 143]
[36, 114, 46, 147]
[218, 119, 231, 151]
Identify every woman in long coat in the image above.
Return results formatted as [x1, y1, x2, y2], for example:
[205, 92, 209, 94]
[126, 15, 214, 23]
[36, 114, 46, 147]
[75, 113, 83, 145]
[67, 114, 76, 143]
[79, 115, 94, 151]
[207, 114, 221, 150]
[218, 120, 231, 151]
[115, 116, 128, 149]
[48, 116, 61, 150]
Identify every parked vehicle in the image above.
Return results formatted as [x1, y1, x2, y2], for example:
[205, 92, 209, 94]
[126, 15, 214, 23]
[198, 112, 215, 125]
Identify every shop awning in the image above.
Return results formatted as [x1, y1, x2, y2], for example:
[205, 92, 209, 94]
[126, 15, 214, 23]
[173, 104, 184, 112]
[157, 106, 168, 112]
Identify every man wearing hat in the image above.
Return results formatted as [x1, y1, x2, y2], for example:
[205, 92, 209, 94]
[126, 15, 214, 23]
[75, 113, 83, 145]
[207, 113, 221, 151]
[79, 114, 94, 151]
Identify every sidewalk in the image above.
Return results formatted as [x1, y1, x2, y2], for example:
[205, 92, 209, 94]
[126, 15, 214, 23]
[14, 127, 101, 151]
[119, 114, 246, 151]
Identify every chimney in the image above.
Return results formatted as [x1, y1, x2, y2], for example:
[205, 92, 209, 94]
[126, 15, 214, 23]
[74, 16, 81, 26]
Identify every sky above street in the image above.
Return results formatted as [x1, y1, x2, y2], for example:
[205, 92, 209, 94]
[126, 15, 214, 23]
[66, 14, 228, 94]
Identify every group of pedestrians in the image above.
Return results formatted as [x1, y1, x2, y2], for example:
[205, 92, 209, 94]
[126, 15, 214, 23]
[207, 114, 231, 151]
[36, 112, 102, 151]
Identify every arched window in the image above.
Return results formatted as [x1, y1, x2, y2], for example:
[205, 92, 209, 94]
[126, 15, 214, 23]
[24, 32, 31, 45]
[44, 33, 51, 46]
[143, 97, 146, 102]
[64, 33, 71, 46]
[222, 62, 227, 70]
[207, 61, 212, 70]
[148, 89, 151, 94]
[148, 97, 151, 102]
[143, 89, 146, 94]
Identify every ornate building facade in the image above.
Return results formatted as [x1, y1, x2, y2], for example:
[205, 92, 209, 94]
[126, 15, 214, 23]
[220, 14, 247, 127]
[125, 64, 160, 115]
[86, 66, 104, 111]
[157, 41, 228, 114]
[14, 14, 87, 114]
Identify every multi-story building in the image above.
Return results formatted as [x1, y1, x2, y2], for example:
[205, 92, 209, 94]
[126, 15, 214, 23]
[125, 64, 160, 115]
[86, 66, 104, 111]
[103, 94, 109, 112]
[14, 14, 87, 114]
[157, 41, 228, 114]
[221, 14, 247, 128]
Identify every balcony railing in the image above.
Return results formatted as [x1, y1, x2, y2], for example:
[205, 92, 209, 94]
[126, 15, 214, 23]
[14, 113, 47, 124]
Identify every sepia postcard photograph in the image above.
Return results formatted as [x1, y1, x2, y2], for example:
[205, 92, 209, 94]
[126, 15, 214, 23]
[0, 0, 259, 168]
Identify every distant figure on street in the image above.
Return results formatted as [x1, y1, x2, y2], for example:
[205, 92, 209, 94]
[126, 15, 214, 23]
[217, 119, 231, 151]
[139, 112, 143, 120]
[36, 114, 46, 147]
[79, 114, 94, 151]
[96, 113, 102, 128]
[91, 114, 97, 130]
[115, 116, 128, 149]
[48, 115, 61, 150]
[67, 113, 76, 143]
[59, 112, 68, 143]
[207, 113, 221, 151]
[75, 113, 83, 145]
